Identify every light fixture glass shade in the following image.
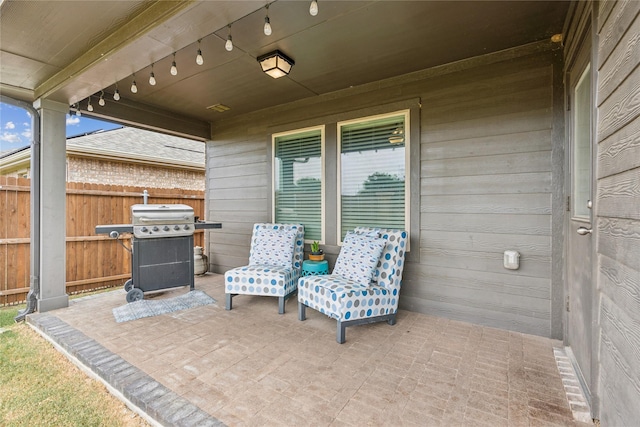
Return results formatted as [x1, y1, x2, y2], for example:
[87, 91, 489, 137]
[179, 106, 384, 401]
[196, 49, 204, 65]
[98, 93, 105, 106]
[310, 0, 318, 16]
[257, 50, 294, 79]
[87, 100, 93, 112]
[113, 89, 120, 101]
[149, 72, 156, 86]
[131, 80, 138, 93]
[225, 35, 233, 52]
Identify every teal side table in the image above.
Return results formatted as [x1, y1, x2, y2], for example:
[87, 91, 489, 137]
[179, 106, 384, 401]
[302, 260, 329, 276]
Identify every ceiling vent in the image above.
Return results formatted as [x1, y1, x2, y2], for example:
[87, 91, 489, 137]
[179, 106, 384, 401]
[206, 103, 230, 113]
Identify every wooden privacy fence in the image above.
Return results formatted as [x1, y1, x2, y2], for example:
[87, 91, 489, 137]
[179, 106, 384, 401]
[0, 176, 205, 306]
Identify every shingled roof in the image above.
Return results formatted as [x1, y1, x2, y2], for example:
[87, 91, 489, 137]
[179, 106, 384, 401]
[66, 127, 204, 168]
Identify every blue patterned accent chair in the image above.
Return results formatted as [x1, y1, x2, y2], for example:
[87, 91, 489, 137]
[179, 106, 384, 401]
[225, 223, 304, 314]
[298, 227, 408, 343]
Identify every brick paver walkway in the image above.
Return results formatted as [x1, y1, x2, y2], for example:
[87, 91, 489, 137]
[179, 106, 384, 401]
[29, 274, 593, 426]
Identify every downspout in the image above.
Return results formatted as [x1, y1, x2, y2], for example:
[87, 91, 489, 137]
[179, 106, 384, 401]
[1, 95, 41, 322]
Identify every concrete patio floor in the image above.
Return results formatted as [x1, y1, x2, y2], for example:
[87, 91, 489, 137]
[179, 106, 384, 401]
[28, 273, 593, 426]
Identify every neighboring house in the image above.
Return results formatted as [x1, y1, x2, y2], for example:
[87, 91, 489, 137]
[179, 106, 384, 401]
[0, 127, 205, 190]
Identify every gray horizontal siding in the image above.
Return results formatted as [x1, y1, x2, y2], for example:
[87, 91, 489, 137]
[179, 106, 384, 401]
[596, 2, 640, 425]
[207, 44, 558, 338]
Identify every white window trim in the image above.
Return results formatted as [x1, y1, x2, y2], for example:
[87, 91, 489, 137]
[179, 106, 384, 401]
[336, 109, 410, 245]
[271, 125, 326, 244]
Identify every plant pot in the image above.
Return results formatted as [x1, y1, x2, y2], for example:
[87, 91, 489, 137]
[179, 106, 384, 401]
[309, 253, 325, 261]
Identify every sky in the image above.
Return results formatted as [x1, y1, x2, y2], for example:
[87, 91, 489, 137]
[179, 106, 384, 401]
[0, 101, 121, 153]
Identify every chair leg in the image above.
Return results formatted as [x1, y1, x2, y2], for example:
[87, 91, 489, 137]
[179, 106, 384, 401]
[225, 293, 233, 310]
[336, 321, 346, 344]
[387, 314, 397, 325]
[298, 302, 306, 321]
[278, 297, 285, 314]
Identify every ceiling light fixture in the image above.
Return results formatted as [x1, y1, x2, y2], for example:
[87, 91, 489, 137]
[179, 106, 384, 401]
[309, 0, 318, 16]
[149, 63, 157, 85]
[131, 74, 138, 93]
[98, 91, 105, 106]
[225, 24, 233, 51]
[75, 103, 81, 117]
[113, 85, 120, 101]
[264, 5, 272, 36]
[87, 97, 93, 112]
[170, 52, 178, 76]
[196, 39, 204, 65]
[257, 50, 294, 78]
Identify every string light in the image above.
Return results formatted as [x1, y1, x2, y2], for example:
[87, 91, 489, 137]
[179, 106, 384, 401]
[98, 91, 105, 106]
[196, 40, 204, 65]
[264, 5, 272, 36]
[170, 52, 178, 76]
[130, 74, 138, 93]
[87, 97, 93, 112]
[225, 24, 233, 51]
[113, 83, 120, 101]
[149, 63, 157, 85]
[75, 103, 81, 117]
[309, 0, 318, 16]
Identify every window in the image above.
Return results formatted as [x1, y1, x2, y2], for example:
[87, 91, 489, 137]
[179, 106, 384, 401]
[338, 111, 409, 240]
[273, 127, 324, 241]
[572, 64, 591, 219]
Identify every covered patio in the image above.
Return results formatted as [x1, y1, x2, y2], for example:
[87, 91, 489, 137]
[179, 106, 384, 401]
[3, 1, 640, 424]
[29, 273, 591, 426]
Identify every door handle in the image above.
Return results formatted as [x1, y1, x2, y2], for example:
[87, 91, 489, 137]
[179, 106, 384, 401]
[577, 227, 592, 235]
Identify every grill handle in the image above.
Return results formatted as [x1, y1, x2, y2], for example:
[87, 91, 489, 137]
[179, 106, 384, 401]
[137, 216, 191, 224]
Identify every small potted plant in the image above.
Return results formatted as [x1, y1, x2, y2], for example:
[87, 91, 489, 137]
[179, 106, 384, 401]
[309, 241, 324, 261]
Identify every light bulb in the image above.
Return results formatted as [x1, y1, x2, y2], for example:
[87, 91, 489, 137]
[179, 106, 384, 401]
[87, 100, 93, 112]
[98, 93, 105, 106]
[113, 89, 120, 101]
[170, 53, 178, 76]
[76, 106, 81, 117]
[225, 34, 233, 51]
[264, 16, 272, 36]
[131, 80, 138, 93]
[310, 0, 318, 16]
[196, 49, 204, 65]
[149, 72, 156, 86]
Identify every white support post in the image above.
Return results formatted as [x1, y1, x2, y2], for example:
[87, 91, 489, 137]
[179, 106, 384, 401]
[33, 98, 69, 312]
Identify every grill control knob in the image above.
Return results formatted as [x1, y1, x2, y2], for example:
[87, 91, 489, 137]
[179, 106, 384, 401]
[174, 225, 180, 231]
[163, 226, 170, 231]
[152, 226, 159, 232]
[183, 225, 190, 231]
[141, 227, 148, 232]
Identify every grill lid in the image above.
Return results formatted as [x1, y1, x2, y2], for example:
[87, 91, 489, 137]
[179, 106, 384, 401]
[131, 204, 194, 225]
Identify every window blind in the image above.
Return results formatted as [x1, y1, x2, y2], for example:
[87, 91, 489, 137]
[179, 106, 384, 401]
[340, 114, 406, 239]
[274, 129, 322, 241]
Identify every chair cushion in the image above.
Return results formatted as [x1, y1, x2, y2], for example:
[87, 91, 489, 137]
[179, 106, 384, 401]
[333, 231, 386, 284]
[249, 227, 297, 268]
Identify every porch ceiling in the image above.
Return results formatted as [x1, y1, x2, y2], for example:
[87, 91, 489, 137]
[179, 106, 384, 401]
[0, 0, 569, 138]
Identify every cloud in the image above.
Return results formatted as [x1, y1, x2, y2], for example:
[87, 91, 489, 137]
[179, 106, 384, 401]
[4, 121, 15, 129]
[22, 130, 32, 139]
[66, 115, 80, 126]
[0, 132, 22, 143]
[23, 122, 30, 127]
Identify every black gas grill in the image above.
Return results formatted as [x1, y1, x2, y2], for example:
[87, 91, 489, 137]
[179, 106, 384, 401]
[95, 204, 221, 302]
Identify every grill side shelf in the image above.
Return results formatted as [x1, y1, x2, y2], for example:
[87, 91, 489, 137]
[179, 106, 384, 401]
[194, 222, 222, 230]
[95, 224, 134, 235]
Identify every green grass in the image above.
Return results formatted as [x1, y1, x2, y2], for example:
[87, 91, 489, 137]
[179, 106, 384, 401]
[0, 304, 148, 427]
